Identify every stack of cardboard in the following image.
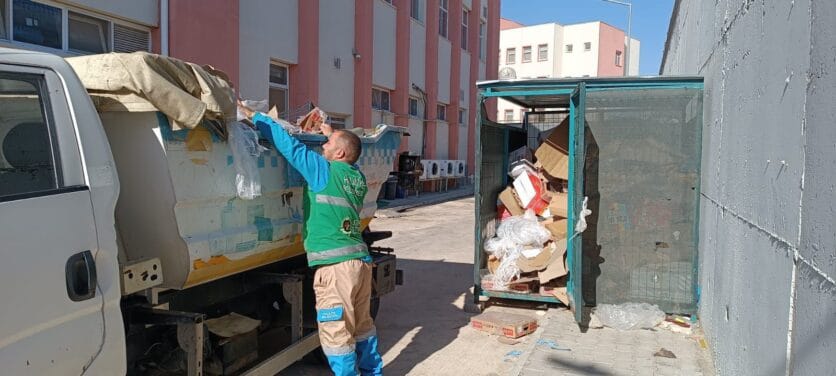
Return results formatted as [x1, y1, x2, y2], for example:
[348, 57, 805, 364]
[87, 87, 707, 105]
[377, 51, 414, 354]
[486, 118, 572, 306]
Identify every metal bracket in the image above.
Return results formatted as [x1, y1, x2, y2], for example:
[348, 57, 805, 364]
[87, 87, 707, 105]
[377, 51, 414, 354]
[247, 272, 304, 342]
[121, 258, 163, 295]
[131, 307, 205, 376]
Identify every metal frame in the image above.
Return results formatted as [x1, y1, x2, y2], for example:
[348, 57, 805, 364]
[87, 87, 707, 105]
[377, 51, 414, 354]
[474, 76, 705, 319]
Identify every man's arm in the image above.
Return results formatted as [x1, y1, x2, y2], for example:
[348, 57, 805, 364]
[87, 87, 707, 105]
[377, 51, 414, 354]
[250, 112, 329, 192]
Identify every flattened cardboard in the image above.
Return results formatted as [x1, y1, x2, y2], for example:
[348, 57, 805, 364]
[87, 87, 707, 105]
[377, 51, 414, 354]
[534, 118, 570, 179]
[548, 192, 569, 218]
[538, 240, 568, 283]
[517, 243, 555, 273]
[542, 218, 568, 239]
[499, 188, 525, 216]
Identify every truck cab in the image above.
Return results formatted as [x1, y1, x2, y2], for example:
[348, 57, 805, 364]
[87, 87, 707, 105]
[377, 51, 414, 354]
[0, 48, 125, 374]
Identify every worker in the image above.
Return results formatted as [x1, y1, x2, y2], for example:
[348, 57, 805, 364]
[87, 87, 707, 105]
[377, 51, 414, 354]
[238, 102, 383, 376]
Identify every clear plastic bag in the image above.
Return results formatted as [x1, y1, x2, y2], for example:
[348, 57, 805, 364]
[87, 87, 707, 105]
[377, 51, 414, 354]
[228, 121, 266, 200]
[484, 237, 520, 259]
[496, 210, 551, 246]
[594, 302, 666, 331]
[492, 250, 522, 290]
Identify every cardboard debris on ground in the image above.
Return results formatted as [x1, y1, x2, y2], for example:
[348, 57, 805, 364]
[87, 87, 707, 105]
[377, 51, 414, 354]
[470, 311, 539, 339]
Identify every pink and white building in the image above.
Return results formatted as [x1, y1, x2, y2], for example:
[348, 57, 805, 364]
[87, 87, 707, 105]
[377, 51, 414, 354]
[0, 0, 501, 174]
[497, 18, 639, 122]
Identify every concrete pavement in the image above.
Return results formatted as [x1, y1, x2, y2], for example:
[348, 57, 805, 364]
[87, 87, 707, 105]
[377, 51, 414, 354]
[280, 198, 714, 375]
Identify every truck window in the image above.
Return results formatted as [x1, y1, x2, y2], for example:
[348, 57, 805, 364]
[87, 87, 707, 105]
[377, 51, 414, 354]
[0, 74, 59, 199]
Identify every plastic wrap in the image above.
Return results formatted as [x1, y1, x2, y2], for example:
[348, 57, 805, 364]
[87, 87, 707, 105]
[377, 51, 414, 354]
[496, 210, 551, 246]
[493, 251, 522, 290]
[594, 302, 666, 331]
[228, 121, 266, 200]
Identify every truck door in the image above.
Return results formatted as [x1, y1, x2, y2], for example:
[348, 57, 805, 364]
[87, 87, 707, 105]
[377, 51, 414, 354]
[0, 65, 106, 374]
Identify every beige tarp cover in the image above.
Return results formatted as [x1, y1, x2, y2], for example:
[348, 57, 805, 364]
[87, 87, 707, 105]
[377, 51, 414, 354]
[66, 52, 235, 130]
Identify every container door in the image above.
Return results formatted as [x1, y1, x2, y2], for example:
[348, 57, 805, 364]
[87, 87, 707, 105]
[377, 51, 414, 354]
[568, 83, 586, 324]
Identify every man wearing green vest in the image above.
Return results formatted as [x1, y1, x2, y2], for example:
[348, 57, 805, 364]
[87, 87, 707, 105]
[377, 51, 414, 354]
[238, 102, 383, 376]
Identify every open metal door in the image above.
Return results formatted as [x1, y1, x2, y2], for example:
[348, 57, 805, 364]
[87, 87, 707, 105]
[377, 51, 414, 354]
[567, 83, 586, 323]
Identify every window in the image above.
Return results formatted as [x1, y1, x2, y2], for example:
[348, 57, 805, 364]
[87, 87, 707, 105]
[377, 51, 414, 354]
[372, 88, 390, 111]
[268, 63, 288, 117]
[458, 108, 466, 124]
[565, 44, 573, 53]
[521, 46, 531, 63]
[382, 0, 393, 3]
[5, 0, 150, 54]
[461, 9, 469, 50]
[68, 12, 109, 54]
[410, 0, 422, 22]
[504, 109, 513, 122]
[615, 50, 623, 66]
[0, 74, 59, 198]
[505, 48, 515, 64]
[537, 44, 548, 61]
[408, 97, 419, 117]
[13, 0, 62, 49]
[482, 4, 488, 18]
[436, 103, 446, 121]
[329, 117, 347, 130]
[438, 0, 448, 38]
[478, 21, 486, 60]
[584, 42, 591, 51]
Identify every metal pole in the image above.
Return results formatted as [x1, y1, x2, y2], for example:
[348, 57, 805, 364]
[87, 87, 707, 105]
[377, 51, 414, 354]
[601, 0, 632, 76]
[626, 3, 631, 75]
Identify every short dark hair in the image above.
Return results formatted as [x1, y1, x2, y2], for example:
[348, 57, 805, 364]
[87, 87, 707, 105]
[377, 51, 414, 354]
[334, 130, 362, 164]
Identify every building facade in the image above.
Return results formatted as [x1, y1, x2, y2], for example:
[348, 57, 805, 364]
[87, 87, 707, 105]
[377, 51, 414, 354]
[0, 0, 501, 174]
[497, 18, 639, 123]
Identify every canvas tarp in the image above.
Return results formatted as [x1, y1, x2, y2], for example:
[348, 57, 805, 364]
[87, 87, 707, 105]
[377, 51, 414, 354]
[66, 52, 236, 130]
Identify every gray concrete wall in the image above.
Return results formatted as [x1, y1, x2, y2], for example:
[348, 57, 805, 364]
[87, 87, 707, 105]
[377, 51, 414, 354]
[660, 1, 836, 375]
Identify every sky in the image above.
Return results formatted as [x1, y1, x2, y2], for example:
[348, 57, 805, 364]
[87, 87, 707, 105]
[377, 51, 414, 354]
[500, 0, 675, 75]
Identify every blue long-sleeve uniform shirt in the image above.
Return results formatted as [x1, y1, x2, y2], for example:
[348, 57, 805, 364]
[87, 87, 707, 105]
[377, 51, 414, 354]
[252, 112, 330, 193]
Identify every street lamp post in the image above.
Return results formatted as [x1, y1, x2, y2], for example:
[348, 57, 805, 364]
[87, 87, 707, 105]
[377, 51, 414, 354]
[602, 0, 632, 76]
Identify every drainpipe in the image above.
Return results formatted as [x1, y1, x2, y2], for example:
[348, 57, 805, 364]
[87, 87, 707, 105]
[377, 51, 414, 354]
[161, 0, 169, 56]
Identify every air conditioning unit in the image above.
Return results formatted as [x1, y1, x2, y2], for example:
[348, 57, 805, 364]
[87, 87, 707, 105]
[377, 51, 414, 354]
[419, 160, 431, 180]
[439, 160, 452, 177]
[454, 160, 466, 177]
[426, 160, 441, 179]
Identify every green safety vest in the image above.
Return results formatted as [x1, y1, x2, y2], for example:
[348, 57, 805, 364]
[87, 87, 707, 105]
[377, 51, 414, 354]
[303, 161, 369, 267]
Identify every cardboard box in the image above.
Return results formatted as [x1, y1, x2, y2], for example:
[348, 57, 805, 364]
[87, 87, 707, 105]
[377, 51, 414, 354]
[481, 275, 537, 294]
[547, 192, 569, 218]
[542, 218, 569, 239]
[499, 187, 525, 216]
[470, 312, 539, 339]
[534, 118, 570, 180]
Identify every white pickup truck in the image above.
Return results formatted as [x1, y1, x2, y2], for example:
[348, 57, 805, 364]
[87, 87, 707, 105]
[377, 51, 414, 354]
[0, 47, 403, 375]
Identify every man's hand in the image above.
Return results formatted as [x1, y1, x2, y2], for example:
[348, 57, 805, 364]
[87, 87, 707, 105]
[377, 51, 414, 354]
[320, 123, 334, 137]
[237, 100, 255, 120]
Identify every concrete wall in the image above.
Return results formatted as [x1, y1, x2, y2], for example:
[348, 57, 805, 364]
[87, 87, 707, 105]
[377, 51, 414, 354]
[661, 1, 836, 375]
[438, 38, 452, 104]
[57, 0, 157, 26]
[627, 37, 640, 76]
[238, 0, 297, 101]
[460, 53, 470, 109]
[597, 22, 625, 77]
[169, 0, 239, 86]
[561, 22, 600, 77]
[410, 21, 427, 89]
[373, 0, 397, 90]
[319, 0, 355, 117]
